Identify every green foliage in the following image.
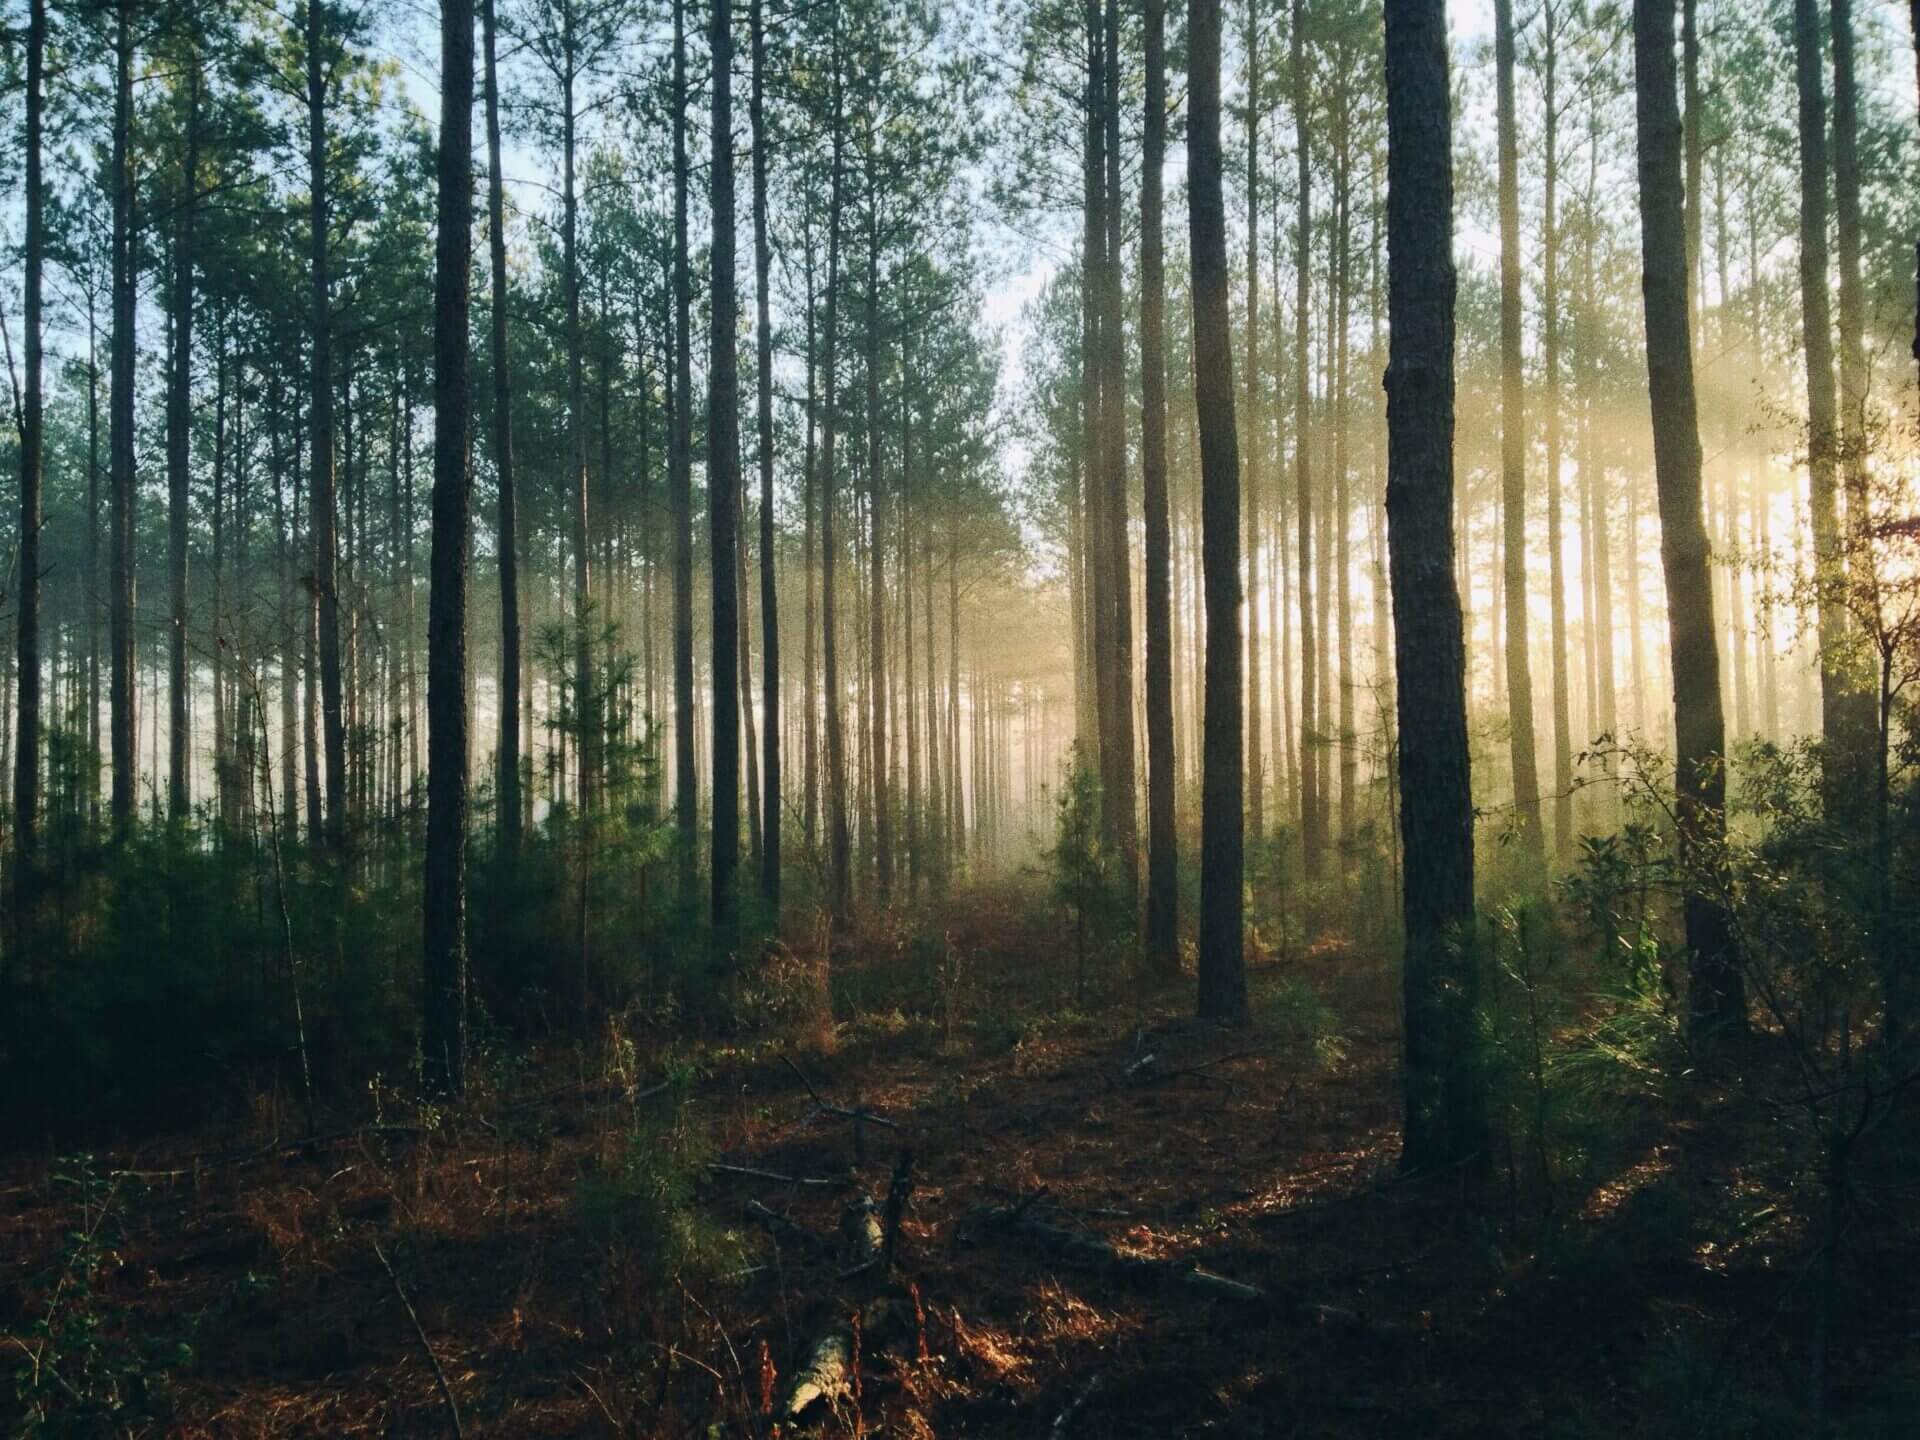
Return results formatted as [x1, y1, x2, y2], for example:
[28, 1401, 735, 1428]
[574, 1090, 745, 1287]
[1249, 972, 1347, 1071]
[1044, 747, 1134, 1002]
[10, 1158, 193, 1436]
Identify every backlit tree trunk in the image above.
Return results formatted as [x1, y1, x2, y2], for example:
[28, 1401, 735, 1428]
[1385, 0, 1484, 1173]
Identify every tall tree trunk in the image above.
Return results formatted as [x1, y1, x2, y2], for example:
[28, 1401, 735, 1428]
[1794, 0, 1852, 809]
[1386, 0, 1484, 1174]
[672, 0, 699, 906]
[710, 0, 742, 954]
[821, 1, 852, 923]
[1189, 0, 1246, 1025]
[1542, 4, 1573, 866]
[1243, 0, 1264, 842]
[483, 0, 521, 856]
[802, 220, 820, 853]
[1495, 0, 1545, 877]
[751, 0, 780, 910]
[1142, 0, 1178, 979]
[1333, 72, 1355, 851]
[1829, 0, 1877, 769]
[1633, 0, 1745, 1040]
[864, 148, 891, 907]
[110, 1, 137, 839]
[424, 0, 475, 1096]
[561, 17, 595, 839]
[309, 0, 347, 849]
[1291, 0, 1320, 879]
[168, 57, 203, 821]
[15, 0, 46, 894]
[1100, 0, 1138, 905]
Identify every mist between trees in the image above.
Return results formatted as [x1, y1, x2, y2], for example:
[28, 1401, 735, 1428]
[2, 0, 1919, 1423]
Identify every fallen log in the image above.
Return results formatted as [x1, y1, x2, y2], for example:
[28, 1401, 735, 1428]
[840, 1195, 885, 1276]
[779, 1298, 905, 1421]
[744, 1199, 833, 1257]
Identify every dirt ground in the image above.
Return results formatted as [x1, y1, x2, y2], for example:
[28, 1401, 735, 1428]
[4, 887, 1917, 1437]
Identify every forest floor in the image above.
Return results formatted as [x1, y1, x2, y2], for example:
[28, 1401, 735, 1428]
[4, 882, 1918, 1438]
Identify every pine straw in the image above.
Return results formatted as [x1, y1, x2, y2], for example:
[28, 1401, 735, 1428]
[3, 899, 1917, 1437]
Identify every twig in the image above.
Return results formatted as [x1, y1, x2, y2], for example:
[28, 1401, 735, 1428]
[710, 1162, 850, 1188]
[1130, 1050, 1261, 1087]
[373, 1241, 465, 1439]
[682, 1285, 761, 1440]
[782, 1055, 898, 1127]
[744, 1198, 833, 1255]
[1049, 1375, 1104, 1437]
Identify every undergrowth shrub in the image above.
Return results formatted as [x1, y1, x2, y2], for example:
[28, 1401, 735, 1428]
[9, 1157, 194, 1435]
[1045, 747, 1133, 1003]
[1249, 972, 1347, 1071]
[575, 1082, 744, 1287]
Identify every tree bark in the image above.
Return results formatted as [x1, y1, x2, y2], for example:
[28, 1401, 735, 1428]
[424, 0, 476, 1096]
[821, 1, 853, 923]
[1495, 0, 1545, 877]
[1829, 0, 1878, 770]
[1794, 0, 1853, 812]
[1385, 0, 1484, 1174]
[1189, 0, 1246, 1024]
[1633, 0, 1745, 1040]
[751, 0, 781, 910]
[15, 0, 46, 884]
[1291, 0, 1320, 880]
[1142, 0, 1178, 979]
[672, 0, 699, 906]
[110, 1, 137, 839]
[1099, 0, 1138, 906]
[711, 0, 742, 955]
[308, 0, 347, 850]
[483, 0, 521, 856]
[167, 57, 203, 821]
[1243, 0, 1265, 842]
[1541, 3, 1573, 867]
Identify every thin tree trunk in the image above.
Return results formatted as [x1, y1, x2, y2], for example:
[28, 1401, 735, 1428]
[710, 0, 742, 955]
[864, 143, 891, 908]
[1291, 0, 1320, 879]
[110, 1, 137, 839]
[1794, 0, 1854, 806]
[424, 0, 475, 1096]
[482, 0, 520, 852]
[1243, 0, 1264, 842]
[15, 0, 46, 892]
[1542, 5, 1573, 866]
[1495, 0, 1545, 876]
[1633, 0, 1745, 1040]
[167, 56, 203, 821]
[1190, 0, 1246, 1024]
[1142, 0, 1178, 978]
[309, 0, 347, 849]
[751, 0, 781, 910]
[672, 0, 699, 906]
[822, 0, 853, 923]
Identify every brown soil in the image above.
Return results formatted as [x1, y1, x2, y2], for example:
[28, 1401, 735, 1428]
[4, 886, 1916, 1437]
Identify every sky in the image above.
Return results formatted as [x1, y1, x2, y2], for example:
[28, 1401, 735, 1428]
[374, 0, 1507, 484]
